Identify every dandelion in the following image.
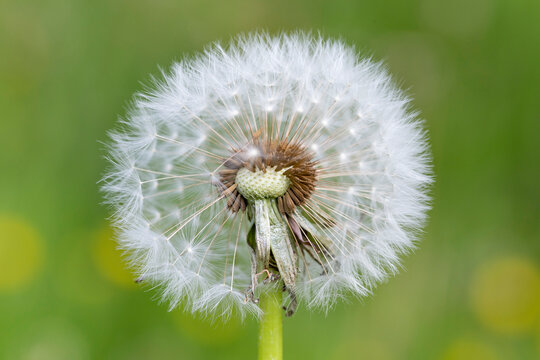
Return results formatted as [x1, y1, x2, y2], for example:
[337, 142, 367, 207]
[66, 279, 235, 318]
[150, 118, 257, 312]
[102, 32, 431, 359]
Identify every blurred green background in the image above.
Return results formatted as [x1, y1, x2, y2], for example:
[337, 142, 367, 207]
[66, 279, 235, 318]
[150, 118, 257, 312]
[1, 0, 539, 359]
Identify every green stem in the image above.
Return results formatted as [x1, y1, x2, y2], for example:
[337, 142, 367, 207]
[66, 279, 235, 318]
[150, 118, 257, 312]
[258, 287, 283, 360]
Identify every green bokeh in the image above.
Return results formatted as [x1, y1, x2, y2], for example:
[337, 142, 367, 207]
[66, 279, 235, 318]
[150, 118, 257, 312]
[1, 0, 539, 359]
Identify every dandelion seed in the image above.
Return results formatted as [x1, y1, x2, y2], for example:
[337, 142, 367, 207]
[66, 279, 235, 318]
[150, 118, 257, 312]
[102, 32, 432, 320]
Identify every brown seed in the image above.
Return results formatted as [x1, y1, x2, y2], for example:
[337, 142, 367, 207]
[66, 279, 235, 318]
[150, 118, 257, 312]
[216, 136, 318, 214]
[277, 196, 285, 214]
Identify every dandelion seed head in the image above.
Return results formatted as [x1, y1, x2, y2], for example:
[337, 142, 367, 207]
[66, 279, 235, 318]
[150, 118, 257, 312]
[102, 32, 432, 318]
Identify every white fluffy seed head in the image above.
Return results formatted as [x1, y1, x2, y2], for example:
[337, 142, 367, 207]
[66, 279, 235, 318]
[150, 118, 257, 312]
[102, 32, 432, 319]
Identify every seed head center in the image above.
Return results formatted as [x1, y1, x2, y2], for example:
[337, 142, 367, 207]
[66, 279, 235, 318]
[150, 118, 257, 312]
[235, 166, 290, 201]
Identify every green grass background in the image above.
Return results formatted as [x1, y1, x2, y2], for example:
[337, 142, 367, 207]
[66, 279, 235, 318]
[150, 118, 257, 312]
[1, 0, 540, 359]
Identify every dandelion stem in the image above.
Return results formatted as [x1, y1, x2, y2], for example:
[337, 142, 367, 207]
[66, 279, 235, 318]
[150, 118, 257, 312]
[258, 287, 283, 360]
